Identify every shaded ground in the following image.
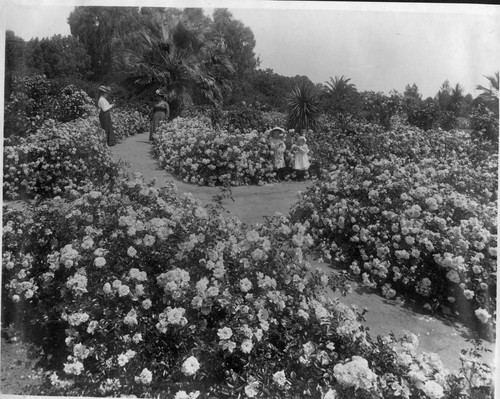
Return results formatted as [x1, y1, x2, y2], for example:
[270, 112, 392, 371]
[1, 336, 44, 394]
[1, 132, 496, 394]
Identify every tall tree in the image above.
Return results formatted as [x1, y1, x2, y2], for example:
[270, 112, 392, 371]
[4, 30, 27, 99]
[5, 30, 27, 75]
[403, 83, 422, 103]
[212, 9, 259, 77]
[68, 6, 142, 80]
[435, 80, 451, 110]
[25, 35, 90, 79]
[120, 15, 234, 113]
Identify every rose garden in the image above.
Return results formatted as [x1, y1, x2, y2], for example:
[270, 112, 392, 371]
[2, 7, 498, 399]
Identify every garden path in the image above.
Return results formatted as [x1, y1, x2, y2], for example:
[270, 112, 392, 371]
[110, 132, 497, 372]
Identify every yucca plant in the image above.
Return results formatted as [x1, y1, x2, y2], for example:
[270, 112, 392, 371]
[286, 83, 320, 133]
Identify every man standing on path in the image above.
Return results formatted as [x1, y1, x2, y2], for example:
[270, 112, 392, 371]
[98, 85, 116, 147]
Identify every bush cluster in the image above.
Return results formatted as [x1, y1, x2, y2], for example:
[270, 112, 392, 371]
[469, 104, 499, 144]
[113, 106, 150, 142]
[290, 126, 497, 333]
[155, 117, 278, 186]
[3, 116, 122, 200]
[3, 175, 493, 398]
[4, 75, 94, 137]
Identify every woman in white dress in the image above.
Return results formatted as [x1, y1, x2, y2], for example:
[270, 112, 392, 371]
[292, 136, 310, 180]
[266, 127, 286, 180]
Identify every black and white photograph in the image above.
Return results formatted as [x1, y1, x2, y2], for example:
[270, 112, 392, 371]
[1, 0, 499, 397]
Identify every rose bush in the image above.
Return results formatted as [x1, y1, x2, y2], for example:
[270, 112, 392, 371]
[154, 117, 323, 186]
[2, 174, 493, 398]
[113, 106, 149, 142]
[155, 117, 276, 185]
[3, 116, 123, 200]
[290, 126, 497, 333]
[4, 75, 94, 138]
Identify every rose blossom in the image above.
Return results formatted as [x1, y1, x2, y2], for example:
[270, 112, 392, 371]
[218, 327, 233, 340]
[181, 356, 200, 376]
[135, 368, 152, 384]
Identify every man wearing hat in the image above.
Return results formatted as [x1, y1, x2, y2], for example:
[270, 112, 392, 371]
[98, 85, 116, 147]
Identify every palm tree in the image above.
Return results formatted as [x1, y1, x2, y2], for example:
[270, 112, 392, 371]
[119, 16, 234, 112]
[476, 72, 499, 101]
[476, 72, 499, 115]
[321, 75, 359, 132]
[322, 75, 357, 105]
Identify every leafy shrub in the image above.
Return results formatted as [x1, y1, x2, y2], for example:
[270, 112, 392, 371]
[261, 110, 287, 130]
[51, 84, 95, 122]
[222, 105, 266, 132]
[2, 176, 492, 398]
[113, 106, 149, 141]
[360, 91, 403, 130]
[290, 126, 497, 334]
[3, 116, 122, 200]
[405, 99, 441, 131]
[470, 104, 499, 144]
[4, 75, 94, 137]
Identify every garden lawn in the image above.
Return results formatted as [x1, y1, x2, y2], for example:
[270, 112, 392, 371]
[109, 131, 495, 372]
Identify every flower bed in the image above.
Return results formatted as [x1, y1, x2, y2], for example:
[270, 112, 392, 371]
[2, 175, 493, 398]
[3, 116, 123, 200]
[290, 127, 497, 333]
[154, 117, 324, 186]
[155, 117, 278, 185]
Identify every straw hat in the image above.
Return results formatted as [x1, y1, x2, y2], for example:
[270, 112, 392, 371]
[98, 85, 111, 93]
[271, 127, 285, 138]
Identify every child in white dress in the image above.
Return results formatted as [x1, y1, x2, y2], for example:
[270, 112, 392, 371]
[267, 127, 286, 180]
[292, 136, 310, 180]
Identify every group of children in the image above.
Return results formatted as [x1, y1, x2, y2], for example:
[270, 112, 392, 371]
[266, 127, 310, 181]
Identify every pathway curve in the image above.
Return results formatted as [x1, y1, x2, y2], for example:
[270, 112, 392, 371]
[111, 132, 493, 371]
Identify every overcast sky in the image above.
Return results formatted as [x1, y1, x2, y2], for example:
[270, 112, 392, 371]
[2, 0, 499, 98]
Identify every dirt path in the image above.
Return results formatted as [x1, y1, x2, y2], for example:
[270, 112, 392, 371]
[110, 132, 496, 372]
[111, 133, 313, 225]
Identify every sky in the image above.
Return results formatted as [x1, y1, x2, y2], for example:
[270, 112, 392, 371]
[1, 0, 499, 99]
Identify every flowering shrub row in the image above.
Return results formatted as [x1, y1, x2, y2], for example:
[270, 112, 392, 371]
[2, 176, 493, 398]
[290, 127, 497, 332]
[155, 117, 278, 185]
[3, 116, 123, 200]
[154, 117, 323, 186]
